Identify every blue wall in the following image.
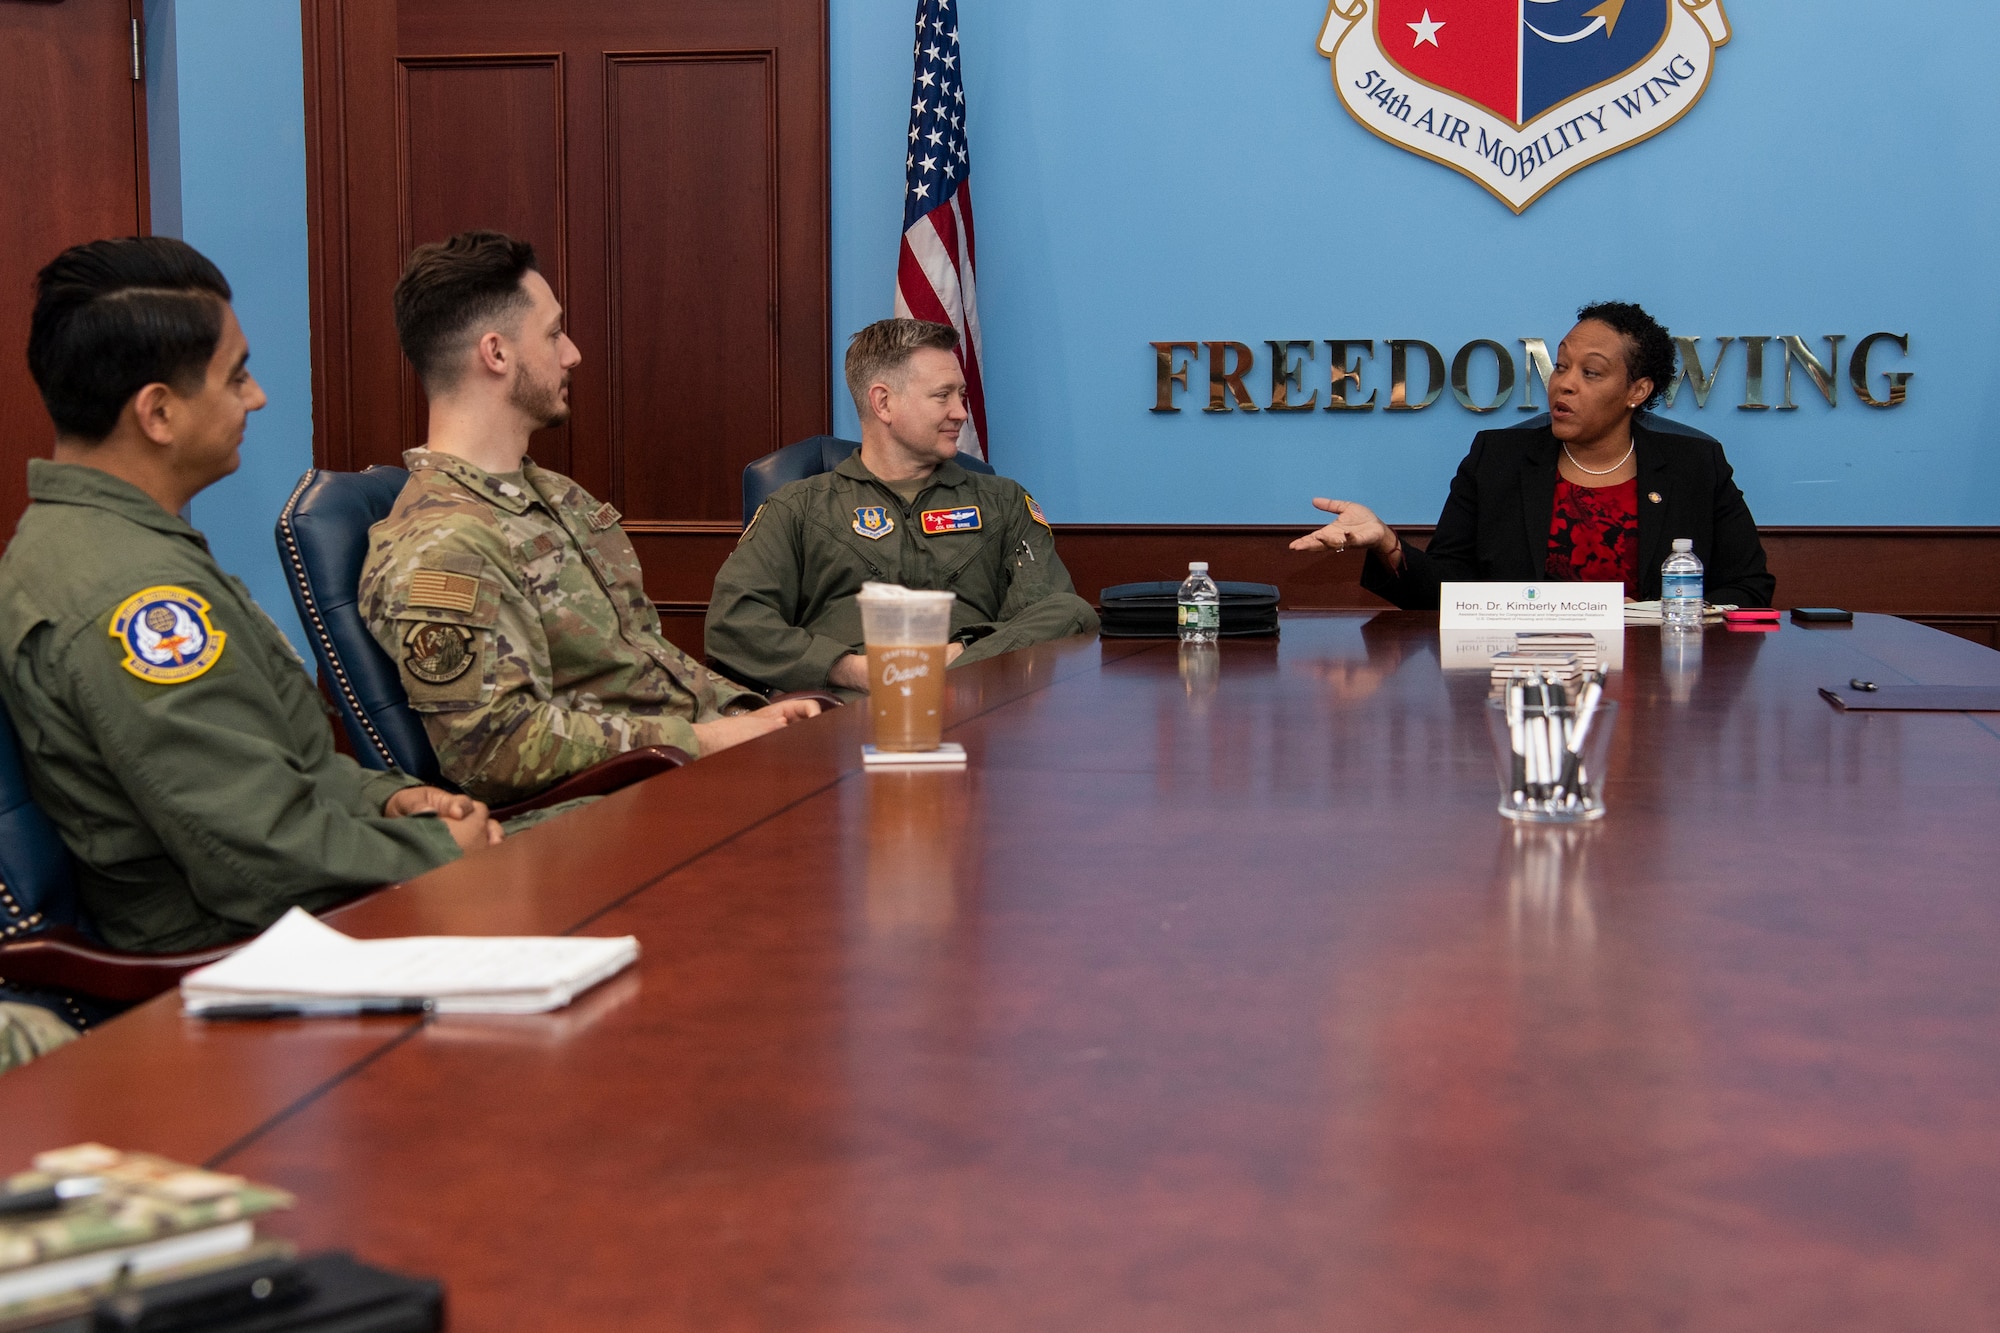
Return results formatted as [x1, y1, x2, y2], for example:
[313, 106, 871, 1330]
[833, 0, 2000, 525]
[145, 0, 314, 657]
[149, 0, 1996, 573]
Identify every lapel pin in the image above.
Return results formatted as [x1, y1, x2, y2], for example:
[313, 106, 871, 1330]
[1647, 491, 1663, 504]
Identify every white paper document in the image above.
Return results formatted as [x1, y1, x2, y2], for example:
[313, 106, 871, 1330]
[180, 908, 639, 1015]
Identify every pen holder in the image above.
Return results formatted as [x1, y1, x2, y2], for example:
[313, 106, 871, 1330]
[1484, 698, 1618, 824]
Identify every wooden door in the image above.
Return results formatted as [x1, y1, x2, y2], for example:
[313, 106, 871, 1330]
[305, 0, 830, 618]
[0, 0, 150, 541]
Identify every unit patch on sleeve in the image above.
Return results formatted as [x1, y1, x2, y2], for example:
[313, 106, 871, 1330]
[109, 586, 227, 684]
[406, 569, 482, 615]
[853, 506, 895, 540]
[1025, 495, 1051, 529]
[402, 622, 476, 684]
[588, 502, 622, 532]
[920, 506, 982, 535]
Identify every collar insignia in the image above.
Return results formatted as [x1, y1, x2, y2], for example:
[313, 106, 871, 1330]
[853, 506, 895, 540]
[110, 586, 227, 685]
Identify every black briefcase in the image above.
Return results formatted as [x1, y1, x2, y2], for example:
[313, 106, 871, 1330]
[1097, 581, 1280, 638]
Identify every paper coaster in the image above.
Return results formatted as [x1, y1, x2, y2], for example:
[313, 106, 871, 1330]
[862, 743, 967, 767]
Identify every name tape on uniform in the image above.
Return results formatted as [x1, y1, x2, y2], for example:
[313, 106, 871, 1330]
[920, 506, 981, 535]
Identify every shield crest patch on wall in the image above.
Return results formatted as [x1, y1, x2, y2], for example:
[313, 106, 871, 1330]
[1319, 0, 1730, 211]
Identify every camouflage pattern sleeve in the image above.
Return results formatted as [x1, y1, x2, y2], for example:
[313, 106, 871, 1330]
[361, 515, 700, 806]
[952, 486, 1101, 667]
[705, 497, 859, 693]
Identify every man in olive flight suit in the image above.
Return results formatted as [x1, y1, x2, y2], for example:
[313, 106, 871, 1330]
[0, 239, 500, 985]
[359, 231, 817, 808]
[705, 319, 1098, 694]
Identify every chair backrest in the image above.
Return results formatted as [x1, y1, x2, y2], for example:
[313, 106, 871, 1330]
[274, 467, 445, 784]
[0, 694, 82, 933]
[741, 435, 995, 525]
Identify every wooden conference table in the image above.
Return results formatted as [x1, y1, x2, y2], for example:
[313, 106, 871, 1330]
[5, 612, 2000, 1330]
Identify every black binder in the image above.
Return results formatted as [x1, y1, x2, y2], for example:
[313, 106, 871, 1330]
[65, 1252, 443, 1333]
[1097, 581, 1280, 639]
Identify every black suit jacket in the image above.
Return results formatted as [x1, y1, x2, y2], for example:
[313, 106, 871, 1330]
[1362, 414, 1775, 610]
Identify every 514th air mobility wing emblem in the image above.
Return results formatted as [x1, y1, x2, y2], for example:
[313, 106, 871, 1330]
[1319, 0, 1730, 211]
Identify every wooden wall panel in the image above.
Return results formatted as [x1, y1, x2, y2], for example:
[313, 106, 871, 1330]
[396, 55, 569, 472]
[0, 0, 148, 541]
[305, 0, 829, 499]
[607, 54, 776, 527]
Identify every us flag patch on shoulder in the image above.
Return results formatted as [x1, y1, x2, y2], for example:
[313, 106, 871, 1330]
[1025, 495, 1050, 529]
[407, 569, 481, 615]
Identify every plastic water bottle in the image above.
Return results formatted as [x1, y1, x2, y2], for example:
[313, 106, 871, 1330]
[1177, 561, 1220, 643]
[1661, 538, 1704, 630]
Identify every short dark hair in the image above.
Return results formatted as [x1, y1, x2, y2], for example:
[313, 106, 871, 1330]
[1575, 301, 1675, 411]
[28, 237, 233, 442]
[844, 318, 959, 416]
[393, 231, 539, 390]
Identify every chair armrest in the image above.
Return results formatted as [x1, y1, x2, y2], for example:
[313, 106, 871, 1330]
[491, 745, 691, 821]
[771, 690, 844, 709]
[0, 927, 242, 1005]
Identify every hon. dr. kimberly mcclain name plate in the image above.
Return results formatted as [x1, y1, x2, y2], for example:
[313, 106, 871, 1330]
[1439, 582, 1625, 670]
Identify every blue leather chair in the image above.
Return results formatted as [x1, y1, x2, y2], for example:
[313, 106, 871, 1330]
[0, 698, 81, 941]
[741, 435, 994, 525]
[275, 467, 690, 818]
[0, 697, 238, 1004]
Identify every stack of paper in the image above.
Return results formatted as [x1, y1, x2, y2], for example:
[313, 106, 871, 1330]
[1515, 632, 1602, 673]
[1624, 600, 1732, 625]
[180, 908, 639, 1015]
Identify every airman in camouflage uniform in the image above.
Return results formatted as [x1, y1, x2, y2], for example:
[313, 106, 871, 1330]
[359, 449, 767, 807]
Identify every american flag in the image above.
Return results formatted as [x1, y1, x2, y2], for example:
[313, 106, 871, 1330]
[894, 0, 988, 460]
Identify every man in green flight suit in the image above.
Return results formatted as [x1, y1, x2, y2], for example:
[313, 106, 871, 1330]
[0, 238, 500, 984]
[705, 318, 1099, 695]
[359, 231, 819, 808]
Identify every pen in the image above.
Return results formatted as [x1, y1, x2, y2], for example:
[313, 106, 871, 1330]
[0, 1176, 104, 1216]
[193, 998, 436, 1021]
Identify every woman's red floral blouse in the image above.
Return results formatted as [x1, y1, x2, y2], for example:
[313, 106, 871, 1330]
[1547, 477, 1639, 597]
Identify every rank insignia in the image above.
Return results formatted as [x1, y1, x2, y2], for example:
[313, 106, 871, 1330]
[403, 622, 477, 685]
[1025, 495, 1051, 529]
[740, 502, 767, 544]
[109, 586, 227, 685]
[920, 505, 982, 535]
[853, 506, 895, 540]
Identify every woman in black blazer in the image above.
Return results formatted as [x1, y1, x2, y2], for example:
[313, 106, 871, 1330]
[1292, 303, 1775, 610]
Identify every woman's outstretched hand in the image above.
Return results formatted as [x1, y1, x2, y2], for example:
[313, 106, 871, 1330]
[1290, 498, 1399, 562]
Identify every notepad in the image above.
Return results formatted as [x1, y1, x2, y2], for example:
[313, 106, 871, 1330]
[180, 909, 639, 1016]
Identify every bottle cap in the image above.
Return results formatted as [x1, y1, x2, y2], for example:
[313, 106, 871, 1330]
[1672, 538, 1692, 552]
[1188, 561, 1209, 572]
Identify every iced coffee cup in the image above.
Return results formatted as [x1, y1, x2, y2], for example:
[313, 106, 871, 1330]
[856, 582, 956, 752]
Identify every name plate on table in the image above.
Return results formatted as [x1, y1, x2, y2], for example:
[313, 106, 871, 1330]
[1439, 582, 1624, 671]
